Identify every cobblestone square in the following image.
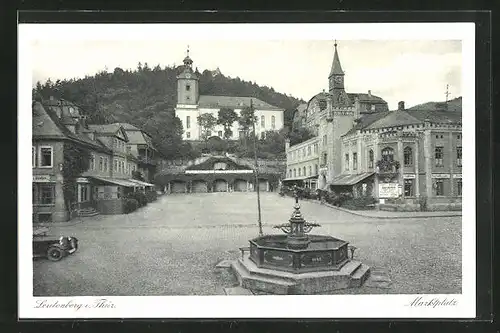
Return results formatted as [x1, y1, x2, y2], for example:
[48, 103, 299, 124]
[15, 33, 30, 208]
[33, 192, 461, 296]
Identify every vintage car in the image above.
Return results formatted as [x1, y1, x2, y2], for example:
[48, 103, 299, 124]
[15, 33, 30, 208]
[33, 227, 79, 261]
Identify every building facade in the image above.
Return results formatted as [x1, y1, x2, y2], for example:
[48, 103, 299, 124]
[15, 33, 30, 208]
[32, 98, 155, 223]
[174, 49, 285, 141]
[284, 42, 462, 211]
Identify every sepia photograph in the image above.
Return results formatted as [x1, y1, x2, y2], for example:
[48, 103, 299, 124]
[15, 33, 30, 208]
[18, 22, 476, 318]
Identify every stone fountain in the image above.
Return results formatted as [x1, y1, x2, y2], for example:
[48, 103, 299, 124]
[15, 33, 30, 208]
[230, 193, 371, 294]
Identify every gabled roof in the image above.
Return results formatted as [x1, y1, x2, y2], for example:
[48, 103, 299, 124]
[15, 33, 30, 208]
[88, 124, 129, 141]
[347, 93, 387, 104]
[32, 102, 111, 153]
[197, 95, 283, 111]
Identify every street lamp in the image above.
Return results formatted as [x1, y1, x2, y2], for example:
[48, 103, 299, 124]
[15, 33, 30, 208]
[250, 99, 263, 236]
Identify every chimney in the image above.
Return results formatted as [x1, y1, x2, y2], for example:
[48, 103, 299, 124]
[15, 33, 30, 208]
[398, 101, 405, 111]
[368, 90, 372, 97]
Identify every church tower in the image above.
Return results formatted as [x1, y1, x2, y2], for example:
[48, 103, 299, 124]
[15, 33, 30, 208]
[328, 41, 350, 107]
[176, 46, 199, 105]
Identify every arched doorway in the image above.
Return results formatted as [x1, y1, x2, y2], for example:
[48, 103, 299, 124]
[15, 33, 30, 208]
[171, 181, 187, 193]
[191, 180, 208, 193]
[213, 179, 228, 192]
[233, 179, 248, 192]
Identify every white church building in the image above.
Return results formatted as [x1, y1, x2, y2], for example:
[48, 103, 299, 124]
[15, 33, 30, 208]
[174, 49, 285, 141]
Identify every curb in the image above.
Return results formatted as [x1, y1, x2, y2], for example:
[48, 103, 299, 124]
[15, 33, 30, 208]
[295, 197, 462, 220]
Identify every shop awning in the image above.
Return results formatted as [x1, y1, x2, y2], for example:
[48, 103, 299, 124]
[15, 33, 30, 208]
[88, 176, 139, 188]
[282, 175, 318, 182]
[127, 179, 156, 187]
[328, 172, 375, 186]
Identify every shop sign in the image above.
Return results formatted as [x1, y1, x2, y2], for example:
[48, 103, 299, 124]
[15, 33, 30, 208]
[32, 175, 53, 183]
[76, 177, 89, 183]
[452, 174, 462, 179]
[432, 173, 451, 179]
[403, 174, 416, 179]
[378, 183, 399, 198]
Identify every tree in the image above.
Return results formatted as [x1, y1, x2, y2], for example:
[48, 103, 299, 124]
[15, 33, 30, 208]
[197, 113, 217, 142]
[217, 107, 238, 140]
[288, 127, 315, 146]
[61, 143, 91, 214]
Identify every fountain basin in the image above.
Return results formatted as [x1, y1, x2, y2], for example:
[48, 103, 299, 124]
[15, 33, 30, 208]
[249, 234, 349, 273]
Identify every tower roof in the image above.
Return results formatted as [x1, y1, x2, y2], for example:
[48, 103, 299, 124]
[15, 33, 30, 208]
[329, 41, 344, 77]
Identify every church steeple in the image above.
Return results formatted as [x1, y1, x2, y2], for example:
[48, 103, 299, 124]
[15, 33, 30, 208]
[177, 46, 199, 105]
[328, 40, 346, 94]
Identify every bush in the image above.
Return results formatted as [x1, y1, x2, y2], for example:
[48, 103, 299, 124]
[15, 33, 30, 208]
[123, 198, 139, 214]
[342, 196, 377, 210]
[145, 191, 158, 203]
[127, 191, 148, 207]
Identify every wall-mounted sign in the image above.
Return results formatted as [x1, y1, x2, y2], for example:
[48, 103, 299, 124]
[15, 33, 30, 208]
[32, 175, 53, 183]
[76, 177, 89, 183]
[452, 174, 462, 179]
[403, 174, 416, 179]
[432, 173, 451, 179]
[378, 183, 399, 198]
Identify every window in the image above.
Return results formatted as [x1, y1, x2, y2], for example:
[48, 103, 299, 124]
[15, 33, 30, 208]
[353, 152, 358, 170]
[404, 179, 414, 197]
[90, 154, 95, 170]
[404, 147, 413, 166]
[38, 184, 55, 205]
[314, 144, 318, 154]
[435, 147, 444, 167]
[261, 115, 265, 128]
[99, 157, 103, 171]
[308, 166, 312, 176]
[186, 132, 191, 139]
[315, 164, 319, 175]
[298, 168, 301, 176]
[186, 116, 190, 129]
[308, 146, 311, 156]
[271, 115, 276, 129]
[434, 179, 444, 196]
[323, 135, 327, 146]
[457, 147, 462, 166]
[79, 185, 89, 202]
[345, 153, 350, 171]
[289, 169, 292, 177]
[39, 146, 53, 168]
[382, 147, 394, 162]
[218, 130, 223, 137]
[303, 166, 306, 176]
[186, 84, 191, 91]
[126, 145, 131, 153]
[104, 157, 108, 172]
[322, 153, 327, 166]
[214, 162, 228, 170]
[293, 169, 296, 177]
[457, 179, 462, 196]
[371, 105, 376, 111]
[368, 149, 374, 169]
[114, 159, 118, 172]
[303, 148, 306, 157]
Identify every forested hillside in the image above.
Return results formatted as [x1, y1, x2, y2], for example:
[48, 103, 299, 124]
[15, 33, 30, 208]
[32, 63, 305, 159]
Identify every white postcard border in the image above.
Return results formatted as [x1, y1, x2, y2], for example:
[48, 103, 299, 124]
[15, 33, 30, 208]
[19, 22, 476, 319]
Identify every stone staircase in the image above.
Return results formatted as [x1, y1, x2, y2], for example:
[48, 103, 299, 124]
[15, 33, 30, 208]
[77, 207, 100, 217]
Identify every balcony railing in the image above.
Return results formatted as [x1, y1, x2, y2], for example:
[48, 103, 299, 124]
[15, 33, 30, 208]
[137, 155, 157, 166]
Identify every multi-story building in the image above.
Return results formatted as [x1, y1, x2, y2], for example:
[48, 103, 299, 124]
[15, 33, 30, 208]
[110, 123, 164, 183]
[334, 101, 462, 211]
[174, 48, 285, 141]
[284, 137, 320, 190]
[32, 98, 155, 223]
[284, 42, 462, 211]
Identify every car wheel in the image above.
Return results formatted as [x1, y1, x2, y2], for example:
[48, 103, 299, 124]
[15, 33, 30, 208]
[47, 246, 64, 261]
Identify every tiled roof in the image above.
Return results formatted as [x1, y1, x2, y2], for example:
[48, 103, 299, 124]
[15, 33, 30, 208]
[197, 95, 283, 111]
[32, 102, 111, 152]
[87, 124, 123, 134]
[343, 111, 391, 136]
[112, 123, 141, 131]
[405, 110, 462, 124]
[347, 93, 387, 104]
[365, 110, 422, 130]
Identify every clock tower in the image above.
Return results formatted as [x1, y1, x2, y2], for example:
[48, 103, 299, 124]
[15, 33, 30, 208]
[177, 46, 199, 105]
[328, 41, 350, 107]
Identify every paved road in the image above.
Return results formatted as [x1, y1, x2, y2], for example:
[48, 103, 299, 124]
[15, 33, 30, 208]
[33, 193, 462, 296]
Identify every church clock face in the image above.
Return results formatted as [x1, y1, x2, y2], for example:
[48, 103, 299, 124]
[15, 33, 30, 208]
[334, 76, 343, 84]
[186, 73, 191, 79]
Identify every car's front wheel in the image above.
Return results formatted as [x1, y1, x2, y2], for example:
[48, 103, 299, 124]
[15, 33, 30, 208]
[47, 246, 64, 261]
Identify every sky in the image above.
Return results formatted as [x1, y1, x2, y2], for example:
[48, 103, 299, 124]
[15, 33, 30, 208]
[30, 37, 462, 110]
